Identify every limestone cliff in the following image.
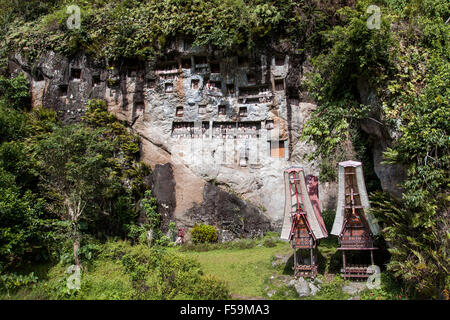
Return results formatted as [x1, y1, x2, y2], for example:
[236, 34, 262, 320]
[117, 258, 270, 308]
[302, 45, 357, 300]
[11, 43, 394, 238]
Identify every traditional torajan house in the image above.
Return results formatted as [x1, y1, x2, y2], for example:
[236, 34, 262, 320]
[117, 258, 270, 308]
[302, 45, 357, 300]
[281, 167, 328, 278]
[331, 160, 381, 279]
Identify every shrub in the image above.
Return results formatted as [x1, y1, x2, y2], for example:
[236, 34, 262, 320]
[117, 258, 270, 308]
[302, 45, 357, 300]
[190, 224, 218, 244]
[263, 237, 277, 248]
[99, 239, 132, 260]
[77, 243, 102, 262]
[155, 235, 170, 247]
[191, 274, 230, 300]
[234, 238, 257, 250]
[370, 191, 449, 298]
[360, 272, 409, 300]
[321, 209, 335, 234]
[125, 224, 149, 245]
[120, 245, 229, 299]
[0, 272, 38, 296]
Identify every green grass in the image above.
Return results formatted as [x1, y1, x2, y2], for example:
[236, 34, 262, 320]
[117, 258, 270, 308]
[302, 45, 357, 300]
[174, 242, 292, 298]
[172, 235, 349, 299]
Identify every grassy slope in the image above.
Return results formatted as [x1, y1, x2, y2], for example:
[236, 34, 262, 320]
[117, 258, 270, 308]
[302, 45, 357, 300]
[3, 255, 133, 300]
[173, 236, 405, 300]
[173, 243, 292, 298]
[1, 235, 405, 300]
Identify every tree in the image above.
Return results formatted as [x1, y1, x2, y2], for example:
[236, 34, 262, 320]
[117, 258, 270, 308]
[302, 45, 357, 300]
[0, 97, 28, 144]
[0, 168, 52, 269]
[33, 124, 115, 267]
[0, 74, 30, 110]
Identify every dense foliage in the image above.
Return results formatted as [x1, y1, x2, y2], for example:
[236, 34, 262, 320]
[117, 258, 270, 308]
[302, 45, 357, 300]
[0, 75, 58, 271]
[301, 0, 449, 298]
[0, 77, 150, 276]
[0, 0, 351, 68]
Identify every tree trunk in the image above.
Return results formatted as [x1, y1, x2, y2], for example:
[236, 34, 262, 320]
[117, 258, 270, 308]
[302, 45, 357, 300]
[65, 197, 83, 268]
[73, 232, 81, 268]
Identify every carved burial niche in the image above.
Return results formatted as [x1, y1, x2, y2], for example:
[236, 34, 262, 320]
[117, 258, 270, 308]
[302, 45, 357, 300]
[270, 141, 285, 158]
[213, 121, 235, 139]
[183, 39, 192, 51]
[275, 54, 285, 66]
[176, 106, 184, 117]
[172, 121, 195, 138]
[127, 66, 139, 77]
[210, 62, 220, 73]
[194, 56, 207, 66]
[237, 121, 260, 138]
[274, 78, 284, 91]
[165, 83, 174, 93]
[239, 107, 248, 117]
[265, 120, 274, 130]
[218, 105, 226, 115]
[288, 97, 299, 106]
[226, 83, 235, 95]
[70, 68, 81, 81]
[92, 75, 101, 86]
[238, 56, 249, 67]
[191, 79, 200, 90]
[207, 80, 221, 90]
[182, 58, 192, 69]
[58, 84, 68, 97]
[156, 61, 178, 72]
[247, 73, 256, 85]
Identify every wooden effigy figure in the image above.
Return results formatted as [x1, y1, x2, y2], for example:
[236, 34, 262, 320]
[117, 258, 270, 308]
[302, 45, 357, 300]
[331, 160, 381, 279]
[281, 167, 328, 278]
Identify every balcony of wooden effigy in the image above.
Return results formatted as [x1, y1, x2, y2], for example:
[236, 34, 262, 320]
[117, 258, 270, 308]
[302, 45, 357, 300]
[237, 84, 273, 105]
[171, 121, 210, 139]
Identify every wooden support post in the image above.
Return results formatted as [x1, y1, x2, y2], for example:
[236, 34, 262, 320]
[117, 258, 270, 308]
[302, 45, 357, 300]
[312, 248, 317, 278]
[342, 251, 347, 280]
[293, 248, 297, 277]
[370, 250, 374, 266]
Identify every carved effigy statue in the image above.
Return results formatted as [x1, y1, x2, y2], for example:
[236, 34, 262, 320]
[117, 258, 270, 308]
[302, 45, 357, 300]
[306, 175, 328, 237]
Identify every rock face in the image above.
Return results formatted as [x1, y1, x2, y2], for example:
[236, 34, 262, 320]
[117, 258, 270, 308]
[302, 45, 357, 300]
[150, 163, 176, 231]
[357, 78, 406, 198]
[186, 182, 272, 241]
[9, 45, 326, 237]
[9, 43, 402, 237]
